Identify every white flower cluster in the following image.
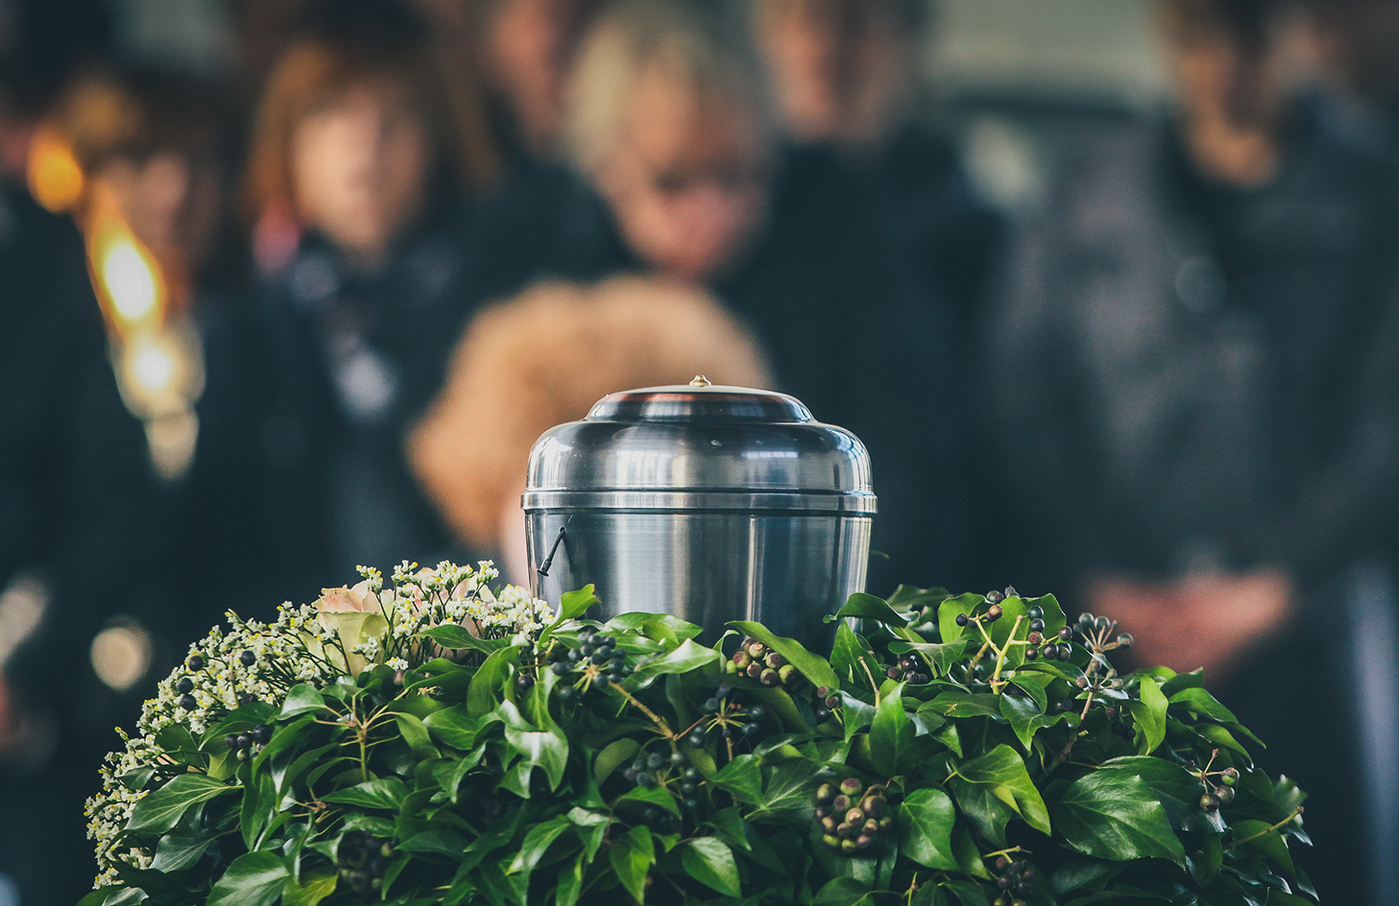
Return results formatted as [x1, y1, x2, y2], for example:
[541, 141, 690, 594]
[85, 560, 555, 886]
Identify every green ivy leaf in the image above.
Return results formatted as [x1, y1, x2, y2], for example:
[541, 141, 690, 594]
[940, 877, 992, 906]
[625, 639, 721, 690]
[898, 788, 958, 870]
[423, 705, 483, 751]
[830, 593, 908, 625]
[608, 825, 655, 903]
[948, 745, 1051, 845]
[887, 639, 970, 678]
[751, 757, 821, 821]
[1052, 770, 1186, 865]
[499, 699, 569, 791]
[508, 815, 573, 875]
[927, 691, 1003, 720]
[680, 837, 742, 897]
[831, 622, 878, 686]
[278, 684, 327, 719]
[813, 876, 877, 906]
[1129, 676, 1169, 755]
[937, 593, 984, 644]
[206, 852, 289, 906]
[282, 868, 337, 906]
[468, 646, 517, 718]
[419, 624, 509, 655]
[871, 684, 915, 776]
[126, 772, 236, 833]
[240, 769, 277, 850]
[319, 777, 407, 811]
[728, 621, 839, 691]
[712, 754, 764, 804]
[1096, 756, 1224, 833]
[1228, 818, 1296, 878]
[149, 833, 214, 871]
[558, 586, 602, 621]
[604, 612, 703, 644]
[594, 738, 641, 785]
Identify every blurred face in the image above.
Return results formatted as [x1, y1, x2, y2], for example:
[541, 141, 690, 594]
[291, 76, 433, 266]
[97, 149, 223, 287]
[596, 66, 773, 284]
[1164, 5, 1286, 134]
[757, 0, 906, 146]
[485, 0, 598, 154]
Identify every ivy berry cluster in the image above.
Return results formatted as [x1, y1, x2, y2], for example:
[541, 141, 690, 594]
[814, 778, 895, 854]
[991, 855, 1036, 906]
[725, 636, 803, 688]
[813, 685, 842, 723]
[1190, 749, 1242, 812]
[688, 682, 767, 747]
[548, 626, 629, 702]
[335, 830, 394, 893]
[223, 723, 271, 762]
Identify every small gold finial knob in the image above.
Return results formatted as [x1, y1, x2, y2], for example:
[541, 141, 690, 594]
[690, 375, 711, 387]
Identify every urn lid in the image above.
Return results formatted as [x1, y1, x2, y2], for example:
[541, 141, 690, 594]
[524, 377, 876, 514]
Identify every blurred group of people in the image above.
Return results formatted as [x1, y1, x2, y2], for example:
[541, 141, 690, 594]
[3, 0, 1399, 900]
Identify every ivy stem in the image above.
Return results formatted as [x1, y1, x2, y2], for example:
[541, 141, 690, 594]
[989, 615, 1024, 693]
[1224, 807, 1304, 850]
[1046, 730, 1085, 776]
[612, 685, 676, 739]
[858, 657, 882, 704]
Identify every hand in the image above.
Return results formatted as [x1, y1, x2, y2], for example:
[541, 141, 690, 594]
[1085, 568, 1294, 684]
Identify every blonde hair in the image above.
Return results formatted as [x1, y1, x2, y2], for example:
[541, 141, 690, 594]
[408, 275, 773, 548]
[564, 0, 776, 174]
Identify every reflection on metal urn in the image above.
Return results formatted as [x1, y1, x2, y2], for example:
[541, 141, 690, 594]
[524, 377, 875, 645]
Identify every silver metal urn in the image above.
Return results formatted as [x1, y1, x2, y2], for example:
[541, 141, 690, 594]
[523, 377, 875, 644]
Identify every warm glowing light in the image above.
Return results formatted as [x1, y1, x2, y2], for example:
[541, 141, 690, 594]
[130, 335, 177, 394]
[25, 127, 84, 213]
[85, 188, 166, 337]
[102, 240, 159, 323]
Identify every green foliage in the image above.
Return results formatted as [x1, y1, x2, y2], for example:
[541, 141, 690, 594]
[87, 575, 1313, 906]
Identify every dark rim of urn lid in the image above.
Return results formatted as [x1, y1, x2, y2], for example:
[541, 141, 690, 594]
[587, 378, 812, 424]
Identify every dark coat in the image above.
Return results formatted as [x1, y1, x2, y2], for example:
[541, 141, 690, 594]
[985, 115, 1399, 903]
[987, 117, 1399, 593]
[188, 207, 480, 616]
[0, 184, 163, 906]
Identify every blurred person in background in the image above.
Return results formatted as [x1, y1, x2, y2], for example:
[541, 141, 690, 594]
[187, 0, 500, 615]
[409, 275, 771, 584]
[54, 65, 240, 315]
[459, 0, 974, 594]
[0, 66, 164, 906]
[1299, 0, 1399, 157]
[751, 0, 1000, 328]
[985, 0, 1399, 898]
[467, 0, 610, 168]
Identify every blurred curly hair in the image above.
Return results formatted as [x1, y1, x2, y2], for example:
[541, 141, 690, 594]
[408, 274, 772, 551]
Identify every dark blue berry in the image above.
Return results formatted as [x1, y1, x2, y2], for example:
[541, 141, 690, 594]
[688, 731, 705, 748]
[176, 678, 193, 694]
[239, 650, 256, 667]
[179, 694, 197, 709]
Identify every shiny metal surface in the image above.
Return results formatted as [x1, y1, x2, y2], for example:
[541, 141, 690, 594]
[527, 511, 871, 648]
[527, 383, 875, 500]
[524, 381, 875, 644]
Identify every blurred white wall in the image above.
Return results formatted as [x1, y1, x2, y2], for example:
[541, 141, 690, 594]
[926, 0, 1171, 109]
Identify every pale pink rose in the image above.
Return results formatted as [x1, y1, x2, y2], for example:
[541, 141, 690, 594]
[315, 580, 380, 613]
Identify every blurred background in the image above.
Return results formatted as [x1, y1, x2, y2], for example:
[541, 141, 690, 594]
[3, 0, 1399, 901]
